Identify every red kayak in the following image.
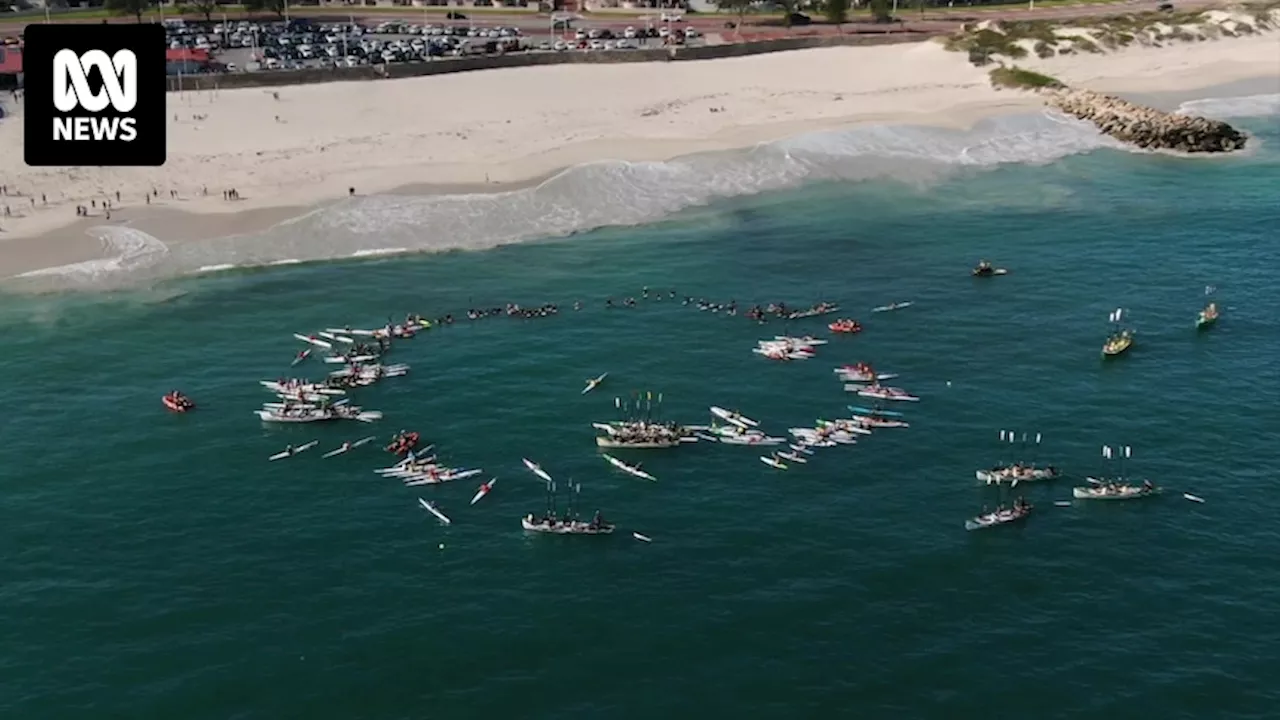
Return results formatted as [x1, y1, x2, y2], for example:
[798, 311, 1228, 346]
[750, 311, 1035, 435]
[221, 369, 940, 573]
[162, 393, 194, 412]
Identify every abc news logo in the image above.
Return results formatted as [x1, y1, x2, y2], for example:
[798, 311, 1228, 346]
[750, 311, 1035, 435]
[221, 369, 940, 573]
[24, 24, 166, 167]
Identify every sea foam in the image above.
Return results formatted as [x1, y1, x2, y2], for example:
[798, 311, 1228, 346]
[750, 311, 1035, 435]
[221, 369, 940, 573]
[1176, 93, 1280, 120]
[15, 226, 169, 281]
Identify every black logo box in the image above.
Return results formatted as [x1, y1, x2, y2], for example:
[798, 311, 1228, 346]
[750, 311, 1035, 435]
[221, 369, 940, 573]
[24, 24, 167, 167]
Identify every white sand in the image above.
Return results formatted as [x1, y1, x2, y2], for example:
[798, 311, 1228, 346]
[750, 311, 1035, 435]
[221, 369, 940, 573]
[1, 34, 1278, 260]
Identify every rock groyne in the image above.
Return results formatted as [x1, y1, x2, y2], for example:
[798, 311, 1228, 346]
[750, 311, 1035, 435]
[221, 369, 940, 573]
[1046, 89, 1247, 153]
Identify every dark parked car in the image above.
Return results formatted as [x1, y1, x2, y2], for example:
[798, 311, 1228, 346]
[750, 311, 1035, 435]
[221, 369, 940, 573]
[446, 11, 467, 19]
[788, 13, 811, 25]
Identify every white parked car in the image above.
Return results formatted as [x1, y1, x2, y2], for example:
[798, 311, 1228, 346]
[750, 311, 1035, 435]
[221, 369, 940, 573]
[623, 26, 637, 39]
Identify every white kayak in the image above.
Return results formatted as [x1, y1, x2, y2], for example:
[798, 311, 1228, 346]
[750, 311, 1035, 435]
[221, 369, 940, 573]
[418, 498, 452, 525]
[871, 301, 913, 313]
[403, 469, 483, 486]
[317, 331, 354, 344]
[633, 532, 653, 543]
[324, 354, 378, 364]
[269, 440, 318, 461]
[857, 389, 919, 402]
[290, 349, 311, 367]
[752, 348, 813, 360]
[788, 444, 814, 455]
[778, 451, 808, 464]
[330, 328, 376, 336]
[710, 406, 758, 428]
[522, 458, 553, 483]
[471, 479, 497, 505]
[293, 333, 333, 349]
[602, 453, 656, 481]
[773, 335, 828, 346]
[760, 455, 788, 470]
[321, 435, 376, 458]
[718, 435, 785, 446]
[581, 372, 608, 395]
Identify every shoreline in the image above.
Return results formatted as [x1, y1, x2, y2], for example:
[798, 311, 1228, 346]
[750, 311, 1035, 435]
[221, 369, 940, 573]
[2, 36, 1278, 282]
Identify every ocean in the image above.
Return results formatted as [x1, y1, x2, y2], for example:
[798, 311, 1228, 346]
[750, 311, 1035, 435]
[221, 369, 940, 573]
[1, 90, 1278, 719]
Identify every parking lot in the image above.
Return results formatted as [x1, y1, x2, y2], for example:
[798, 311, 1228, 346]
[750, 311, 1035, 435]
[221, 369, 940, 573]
[165, 16, 706, 75]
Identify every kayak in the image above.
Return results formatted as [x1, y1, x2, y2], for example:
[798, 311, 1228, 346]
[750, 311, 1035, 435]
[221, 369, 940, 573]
[291, 349, 312, 367]
[871, 302, 913, 313]
[522, 458, 553, 483]
[162, 394, 194, 412]
[471, 479, 497, 505]
[857, 387, 920, 402]
[710, 406, 758, 428]
[778, 451, 807, 464]
[293, 333, 333, 349]
[323, 355, 379, 364]
[602, 453, 657, 481]
[972, 268, 1009, 277]
[321, 435, 376, 458]
[317, 332, 354, 344]
[760, 456, 788, 470]
[788, 443, 814, 455]
[581, 372, 608, 395]
[848, 405, 905, 417]
[269, 440, 318, 461]
[773, 335, 828, 345]
[718, 435, 785, 446]
[633, 532, 653, 543]
[403, 469, 484, 486]
[418, 498, 452, 525]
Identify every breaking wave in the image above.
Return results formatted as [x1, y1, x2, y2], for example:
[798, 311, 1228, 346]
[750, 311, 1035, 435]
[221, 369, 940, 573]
[9, 110, 1137, 289]
[16, 226, 169, 281]
[1176, 93, 1280, 120]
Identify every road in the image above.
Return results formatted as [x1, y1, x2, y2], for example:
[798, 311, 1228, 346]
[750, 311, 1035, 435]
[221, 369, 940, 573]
[0, 0, 1231, 35]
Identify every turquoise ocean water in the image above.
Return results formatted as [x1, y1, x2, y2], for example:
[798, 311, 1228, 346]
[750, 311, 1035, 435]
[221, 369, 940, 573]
[2, 92, 1279, 718]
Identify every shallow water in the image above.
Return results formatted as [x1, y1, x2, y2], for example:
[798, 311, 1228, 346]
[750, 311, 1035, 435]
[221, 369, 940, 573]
[1, 94, 1278, 719]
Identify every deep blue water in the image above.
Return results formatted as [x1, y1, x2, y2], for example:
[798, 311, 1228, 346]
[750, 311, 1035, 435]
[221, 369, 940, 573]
[0, 98, 1277, 719]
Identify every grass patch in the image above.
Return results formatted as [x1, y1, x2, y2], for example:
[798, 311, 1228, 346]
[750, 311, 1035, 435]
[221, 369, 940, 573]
[989, 65, 1066, 91]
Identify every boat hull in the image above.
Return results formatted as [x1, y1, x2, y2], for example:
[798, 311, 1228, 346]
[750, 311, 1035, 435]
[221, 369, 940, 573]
[595, 437, 682, 449]
[521, 518, 615, 535]
[1072, 485, 1160, 500]
[975, 467, 1059, 484]
[964, 509, 1030, 530]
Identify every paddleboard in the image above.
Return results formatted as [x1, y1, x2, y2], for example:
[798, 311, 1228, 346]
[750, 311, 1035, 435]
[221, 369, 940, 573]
[471, 479, 497, 505]
[269, 440, 318, 461]
[871, 302, 913, 313]
[633, 532, 652, 543]
[581, 372, 608, 395]
[418, 498, 452, 525]
[1183, 493, 1205, 503]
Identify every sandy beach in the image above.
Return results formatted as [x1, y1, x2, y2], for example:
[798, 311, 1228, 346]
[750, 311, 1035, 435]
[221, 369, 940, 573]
[1, 32, 1277, 279]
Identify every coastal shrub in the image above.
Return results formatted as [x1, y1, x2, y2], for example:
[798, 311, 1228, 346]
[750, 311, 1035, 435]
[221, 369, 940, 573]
[988, 66, 1066, 91]
[1072, 37, 1103, 53]
[1034, 40, 1055, 58]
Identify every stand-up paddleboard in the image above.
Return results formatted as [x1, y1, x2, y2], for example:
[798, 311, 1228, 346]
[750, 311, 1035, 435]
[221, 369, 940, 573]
[291, 349, 312, 367]
[321, 436, 376, 458]
[522, 458, 553, 483]
[871, 301, 913, 313]
[293, 333, 333, 349]
[471, 479, 497, 505]
[418, 498, 452, 525]
[760, 455, 787, 470]
[581, 372, 608, 395]
[269, 440, 318, 461]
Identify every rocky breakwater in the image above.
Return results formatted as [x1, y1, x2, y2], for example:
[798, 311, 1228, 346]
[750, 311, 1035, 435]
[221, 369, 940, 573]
[1046, 89, 1247, 153]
